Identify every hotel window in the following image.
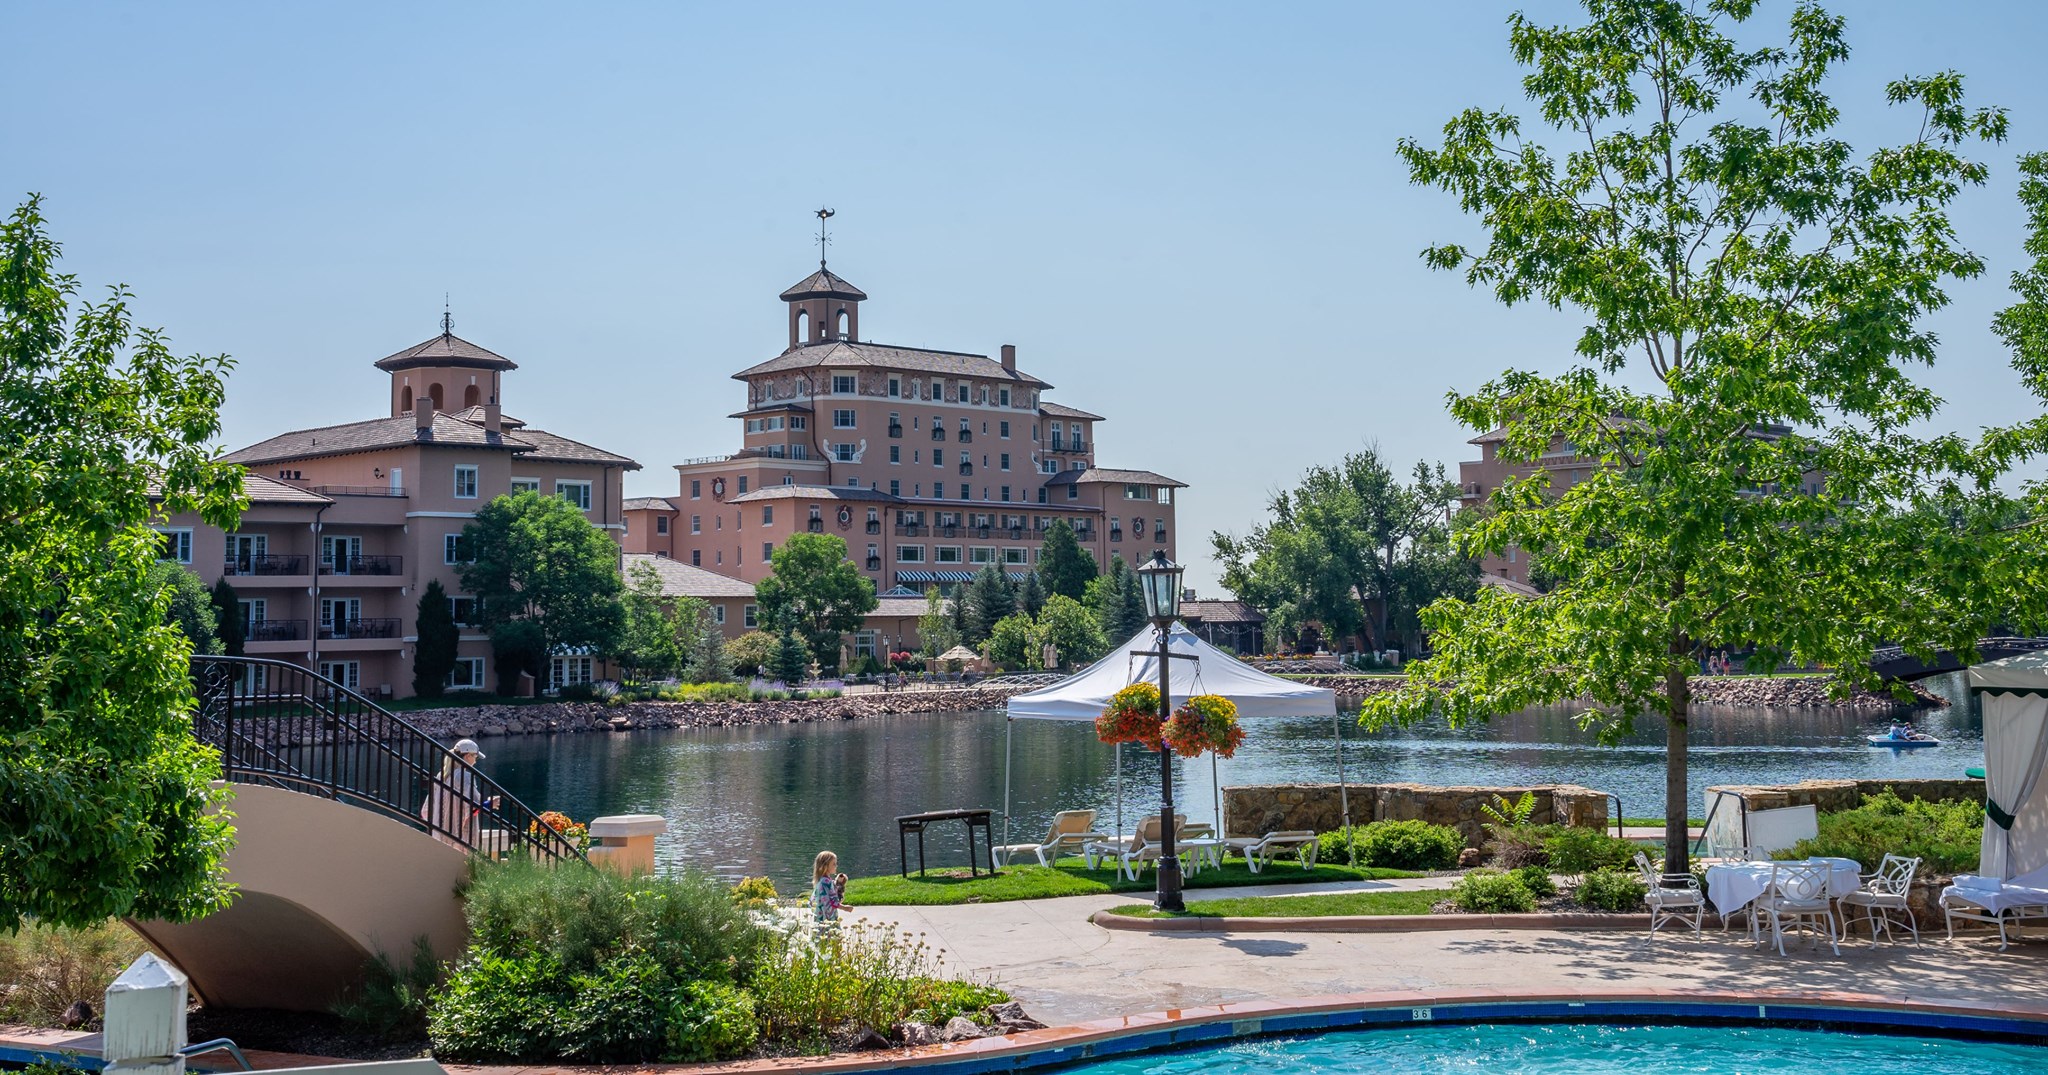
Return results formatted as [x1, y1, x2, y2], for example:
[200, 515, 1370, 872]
[791, 444, 809, 460]
[1110, 517, 1121, 539]
[1071, 460, 1085, 471]
[444, 533, 470, 565]
[958, 384, 970, 403]
[1068, 485, 1080, 500]
[745, 418, 762, 433]
[969, 546, 994, 564]
[655, 515, 669, 534]
[853, 631, 878, 658]
[691, 550, 702, 566]
[712, 604, 726, 625]
[691, 515, 702, 534]
[1042, 459, 1058, 475]
[897, 546, 926, 563]
[1004, 547, 1029, 565]
[832, 374, 856, 394]
[1000, 453, 1010, 470]
[154, 527, 193, 564]
[744, 604, 758, 628]
[1001, 486, 1011, 502]
[452, 465, 479, 499]
[1157, 487, 1173, 504]
[761, 505, 773, 525]
[448, 595, 478, 625]
[1037, 488, 1048, 503]
[934, 452, 943, 468]
[936, 546, 962, 564]
[833, 409, 856, 428]
[834, 443, 856, 462]
[890, 446, 900, 463]
[766, 416, 785, 431]
[790, 415, 807, 430]
[890, 480, 901, 496]
[999, 388, 1011, 406]
[447, 657, 486, 690]
[931, 380, 944, 401]
[738, 477, 749, 493]
[557, 480, 592, 511]
[550, 656, 594, 690]
[1000, 421, 1010, 438]
[511, 477, 540, 494]
[319, 661, 361, 691]
[888, 376, 901, 398]
[691, 479, 702, 499]
[1126, 484, 1148, 500]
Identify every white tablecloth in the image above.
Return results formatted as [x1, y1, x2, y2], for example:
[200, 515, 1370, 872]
[1704, 858, 1862, 915]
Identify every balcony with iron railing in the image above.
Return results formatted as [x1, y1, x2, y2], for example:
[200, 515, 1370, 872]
[888, 424, 903, 438]
[320, 617, 402, 641]
[930, 427, 947, 441]
[866, 556, 882, 571]
[894, 524, 925, 537]
[244, 618, 308, 643]
[223, 554, 309, 578]
[865, 520, 882, 534]
[1109, 527, 1123, 542]
[957, 429, 972, 443]
[959, 462, 973, 476]
[807, 518, 825, 533]
[320, 554, 403, 576]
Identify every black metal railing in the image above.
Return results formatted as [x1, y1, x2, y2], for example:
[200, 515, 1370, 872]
[1071, 440, 1088, 454]
[930, 427, 946, 441]
[1109, 528, 1123, 542]
[935, 525, 959, 538]
[321, 554, 403, 576]
[245, 618, 308, 643]
[807, 518, 825, 533]
[319, 617, 401, 640]
[958, 429, 972, 443]
[866, 556, 882, 571]
[888, 424, 903, 438]
[959, 462, 973, 476]
[1050, 439, 1065, 451]
[224, 554, 309, 576]
[865, 520, 882, 534]
[190, 655, 584, 863]
[310, 485, 407, 498]
[895, 524, 925, 536]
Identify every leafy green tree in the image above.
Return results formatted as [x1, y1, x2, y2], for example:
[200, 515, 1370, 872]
[148, 561, 222, 656]
[769, 628, 811, 686]
[1016, 570, 1046, 619]
[916, 587, 958, 657]
[1, 197, 244, 929]
[489, 620, 545, 696]
[209, 577, 244, 657]
[616, 561, 683, 682]
[1037, 593, 1109, 668]
[1212, 447, 1472, 653]
[727, 630, 777, 678]
[983, 613, 1044, 669]
[754, 533, 877, 670]
[963, 563, 1017, 644]
[413, 579, 459, 698]
[1036, 520, 1098, 599]
[1366, 0, 2045, 872]
[680, 598, 730, 683]
[460, 491, 625, 668]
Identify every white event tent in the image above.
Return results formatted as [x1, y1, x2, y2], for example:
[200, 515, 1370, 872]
[1002, 622, 1340, 848]
[1967, 650, 2048, 880]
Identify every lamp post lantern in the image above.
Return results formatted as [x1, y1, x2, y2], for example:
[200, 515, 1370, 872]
[1135, 550, 1186, 913]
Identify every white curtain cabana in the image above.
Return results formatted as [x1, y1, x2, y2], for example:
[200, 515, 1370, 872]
[1001, 622, 1340, 849]
[1968, 650, 2048, 880]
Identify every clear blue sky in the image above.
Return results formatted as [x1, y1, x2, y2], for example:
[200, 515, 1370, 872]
[5, 2, 2043, 591]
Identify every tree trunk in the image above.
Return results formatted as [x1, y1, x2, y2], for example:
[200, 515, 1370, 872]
[1664, 664, 1690, 876]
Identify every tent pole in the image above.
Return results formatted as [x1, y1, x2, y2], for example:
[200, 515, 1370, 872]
[1115, 741, 1123, 837]
[1211, 751, 1222, 837]
[1002, 717, 1013, 856]
[1334, 711, 1351, 830]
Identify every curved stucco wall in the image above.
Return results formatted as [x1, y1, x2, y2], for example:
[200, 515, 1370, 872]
[131, 783, 471, 1011]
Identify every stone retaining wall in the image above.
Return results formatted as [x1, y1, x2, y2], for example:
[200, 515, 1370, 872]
[1705, 778, 1984, 814]
[1224, 783, 1610, 848]
[1287, 674, 1945, 710]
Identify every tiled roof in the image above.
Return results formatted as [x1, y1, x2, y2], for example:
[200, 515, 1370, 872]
[243, 474, 334, 505]
[1039, 402, 1104, 421]
[373, 332, 519, 372]
[1042, 468, 1187, 489]
[871, 595, 929, 618]
[725, 484, 907, 504]
[1181, 599, 1265, 624]
[223, 413, 524, 465]
[727, 403, 814, 419]
[733, 340, 1052, 389]
[622, 496, 677, 512]
[1478, 573, 1543, 597]
[503, 426, 641, 470]
[779, 268, 868, 301]
[622, 554, 758, 599]
[452, 405, 527, 429]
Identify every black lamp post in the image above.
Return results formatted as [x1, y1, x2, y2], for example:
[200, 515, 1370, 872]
[1135, 550, 1186, 913]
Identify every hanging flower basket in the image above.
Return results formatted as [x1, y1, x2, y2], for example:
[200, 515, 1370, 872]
[1163, 694, 1245, 758]
[1095, 682, 1163, 749]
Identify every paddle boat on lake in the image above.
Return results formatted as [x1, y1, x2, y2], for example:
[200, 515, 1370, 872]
[1867, 723, 1939, 748]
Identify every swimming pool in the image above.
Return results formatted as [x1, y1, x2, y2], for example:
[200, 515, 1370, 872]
[1064, 1022, 2046, 1075]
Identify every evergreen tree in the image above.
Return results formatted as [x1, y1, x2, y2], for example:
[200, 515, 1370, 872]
[769, 628, 811, 686]
[1037, 520, 1098, 599]
[1116, 558, 1148, 637]
[1016, 571, 1046, 619]
[147, 561, 222, 656]
[917, 586, 958, 657]
[412, 580, 458, 698]
[208, 577, 243, 657]
[681, 600, 731, 683]
[1087, 556, 1125, 637]
[964, 563, 1016, 643]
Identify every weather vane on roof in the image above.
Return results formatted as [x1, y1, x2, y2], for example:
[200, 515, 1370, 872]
[815, 207, 834, 268]
[442, 293, 452, 336]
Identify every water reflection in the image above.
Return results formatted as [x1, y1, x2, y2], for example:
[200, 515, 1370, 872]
[481, 673, 1982, 889]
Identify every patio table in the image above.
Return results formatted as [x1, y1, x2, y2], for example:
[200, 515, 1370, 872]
[1704, 857, 1862, 918]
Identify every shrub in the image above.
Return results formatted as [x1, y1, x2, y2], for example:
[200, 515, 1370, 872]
[332, 936, 439, 1041]
[1786, 789, 1982, 875]
[429, 950, 568, 1061]
[727, 631, 779, 677]
[666, 979, 759, 1062]
[656, 681, 752, 703]
[730, 876, 778, 904]
[1317, 820, 1464, 871]
[748, 923, 1006, 1045]
[1451, 870, 1536, 913]
[1575, 868, 1649, 912]
[1542, 827, 1639, 877]
[461, 859, 767, 982]
[0, 920, 146, 1026]
[556, 955, 672, 1062]
[1485, 824, 1553, 869]
[1512, 864, 1557, 899]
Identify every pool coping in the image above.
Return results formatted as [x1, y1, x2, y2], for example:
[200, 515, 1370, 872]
[1089, 909, 1654, 932]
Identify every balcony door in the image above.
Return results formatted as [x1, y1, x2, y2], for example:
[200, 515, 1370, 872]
[227, 533, 266, 573]
[322, 535, 361, 574]
[237, 598, 267, 640]
[321, 597, 361, 636]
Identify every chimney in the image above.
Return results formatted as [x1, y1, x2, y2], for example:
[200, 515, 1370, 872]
[1000, 344, 1016, 372]
[482, 401, 502, 434]
[415, 397, 435, 439]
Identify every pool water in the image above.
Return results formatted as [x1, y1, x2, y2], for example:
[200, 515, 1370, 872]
[1074, 1023, 2045, 1074]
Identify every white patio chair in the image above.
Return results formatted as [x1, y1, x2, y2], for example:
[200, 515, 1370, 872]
[1633, 851, 1704, 939]
[1754, 860, 1840, 956]
[1837, 853, 1920, 944]
[1226, 831, 1321, 873]
[994, 809, 1105, 867]
[1085, 815, 1184, 881]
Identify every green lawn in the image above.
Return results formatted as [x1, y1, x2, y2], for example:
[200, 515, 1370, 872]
[1621, 817, 1706, 827]
[845, 861, 1421, 906]
[1106, 888, 1445, 919]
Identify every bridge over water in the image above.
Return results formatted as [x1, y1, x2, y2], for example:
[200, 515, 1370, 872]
[127, 657, 583, 1011]
[1867, 637, 2048, 682]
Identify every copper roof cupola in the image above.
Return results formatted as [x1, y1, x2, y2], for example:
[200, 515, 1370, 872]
[782, 208, 863, 348]
[376, 306, 517, 417]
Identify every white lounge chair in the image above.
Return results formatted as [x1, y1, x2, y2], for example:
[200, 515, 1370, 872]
[1633, 851, 1704, 939]
[1086, 815, 1185, 881]
[1838, 853, 1920, 944]
[994, 809, 1105, 867]
[1941, 863, 2048, 950]
[1226, 830, 1320, 873]
[1754, 860, 1840, 956]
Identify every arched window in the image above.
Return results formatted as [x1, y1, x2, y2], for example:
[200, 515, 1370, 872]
[400, 386, 413, 412]
[427, 383, 445, 410]
[463, 384, 481, 408]
[836, 309, 850, 338]
[795, 309, 809, 343]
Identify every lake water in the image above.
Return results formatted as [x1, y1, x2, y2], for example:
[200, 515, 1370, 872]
[482, 673, 1982, 889]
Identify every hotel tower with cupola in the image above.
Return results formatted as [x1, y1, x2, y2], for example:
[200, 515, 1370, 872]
[630, 264, 1184, 594]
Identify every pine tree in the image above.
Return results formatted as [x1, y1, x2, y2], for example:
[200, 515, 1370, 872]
[769, 628, 811, 686]
[681, 600, 731, 683]
[1089, 554, 1127, 638]
[965, 564, 1016, 643]
[209, 577, 243, 657]
[413, 579, 459, 698]
[1017, 571, 1046, 619]
[1117, 558, 1148, 638]
[1037, 520, 1098, 599]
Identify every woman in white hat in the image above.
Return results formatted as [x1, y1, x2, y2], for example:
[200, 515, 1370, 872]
[421, 738, 498, 850]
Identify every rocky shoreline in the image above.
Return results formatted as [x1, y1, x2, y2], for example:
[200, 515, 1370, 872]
[389, 685, 1037, 742]
[1282, 673, 1945, 710]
